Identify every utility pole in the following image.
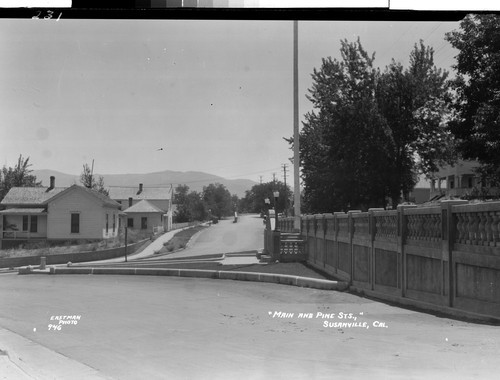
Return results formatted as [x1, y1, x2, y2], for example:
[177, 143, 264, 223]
[293, 20, 301, 231]
[260, 176, 263, 184]
[273, 173, 277, 183]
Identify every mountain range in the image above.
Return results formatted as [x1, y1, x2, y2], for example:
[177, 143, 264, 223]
[32, 169, 257, 198]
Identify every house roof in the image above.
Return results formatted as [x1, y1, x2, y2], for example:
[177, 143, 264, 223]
[1, 187, 67, 205]
[123, 199, 165, 214]
[0, 208, 46, 215]
[49, 185, 121, 208]
[108, 186, 172, 201]
[1, 185, 120, 208]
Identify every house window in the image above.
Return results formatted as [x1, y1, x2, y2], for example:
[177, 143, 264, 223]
[23, 216, 29, 231]
[106, 214, 109, 234]
[30, 215, 38, 233]
[141, 217, 147, 230]
[113, 214, 116, 233]
[127, 218, 134, 228]
[71, 213, 80, 233]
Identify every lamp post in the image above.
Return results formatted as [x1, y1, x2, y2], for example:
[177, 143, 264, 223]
[264, 198, 270, 228]
[273, 190, 280, 231]
[262, 198, 271, 256]
[271, 190, 281, 262]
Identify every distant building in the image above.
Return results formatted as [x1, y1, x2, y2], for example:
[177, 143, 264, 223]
[122, 199, 166, 234]
[108, 184, 173, 232]
[429, 160, 498, 199]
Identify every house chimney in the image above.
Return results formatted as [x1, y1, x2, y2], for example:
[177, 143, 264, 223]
[137, 183, 143, 195]
[48, 176, 55, 190]
[128, 197, 133, 207]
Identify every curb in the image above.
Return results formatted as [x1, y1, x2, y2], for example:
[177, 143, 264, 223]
[18, 266, 349, 291]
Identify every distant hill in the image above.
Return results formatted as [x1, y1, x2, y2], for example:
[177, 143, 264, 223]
[32, 169, 256, 198]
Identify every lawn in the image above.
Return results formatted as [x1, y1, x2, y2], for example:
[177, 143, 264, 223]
[159, 225, 208, 254]
[0, 229, 152, 259]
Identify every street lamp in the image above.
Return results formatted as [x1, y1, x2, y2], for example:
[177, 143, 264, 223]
[273, 190, 279, 231]
[264, 198, 270, 228]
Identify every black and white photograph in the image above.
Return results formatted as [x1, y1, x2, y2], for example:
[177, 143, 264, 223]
[0, 2, 499, 379]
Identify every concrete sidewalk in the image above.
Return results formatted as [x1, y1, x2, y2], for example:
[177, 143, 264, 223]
[69, 225, 263, 267]
[221, 253, 262, 265]
[0, 326, 108, 380]
[67, 225, 202, 266]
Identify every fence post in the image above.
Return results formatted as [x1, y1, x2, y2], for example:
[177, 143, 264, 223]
[441, 200, 468, 307]
[368, 208, 384, 291]
[397, 204, 417, 298]
[40, 256, 46, 270]
[348, 210, 361, 284]
[317, 214, 326, 268]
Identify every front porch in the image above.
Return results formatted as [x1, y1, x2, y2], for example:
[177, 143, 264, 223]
[0, 208, 48, 244]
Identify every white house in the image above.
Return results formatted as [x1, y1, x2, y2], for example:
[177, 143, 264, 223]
[108, 184, 173, 232]
[0, 176, 122, 248]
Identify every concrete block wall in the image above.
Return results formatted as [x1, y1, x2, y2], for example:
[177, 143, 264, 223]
[279, 201, 500, 320]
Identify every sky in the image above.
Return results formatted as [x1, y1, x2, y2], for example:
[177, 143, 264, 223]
[0, 15, 463, 185]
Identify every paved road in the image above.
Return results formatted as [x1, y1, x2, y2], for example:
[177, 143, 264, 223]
[71, 214, 265, 267]
[155, 213, 265, 259]
[0, 273, 499, 379]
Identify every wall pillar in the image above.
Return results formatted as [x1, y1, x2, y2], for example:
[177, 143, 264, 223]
[398, 204, 417, 297]
[368, 208, 384, 291]
[441, 200, 468, 307]
[347, 210, 361, 284]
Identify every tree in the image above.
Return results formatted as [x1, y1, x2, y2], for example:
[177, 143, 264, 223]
[0, 155, 42, 201]
[80, 163, 109, 196]
[202, 183, 233, 219]
[239, 181, 292, 214]
[445, 14, 500, 184]
[301, 38, 392, 212]
[377, 41, 455, 205]
[297, 38, 455, 213]
[173, 184, 191, 223]
[173, 185, 207, 223]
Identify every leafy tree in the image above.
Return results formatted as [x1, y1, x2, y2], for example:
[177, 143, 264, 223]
[239, 181, 291, 214]
[173, 184, 207, 223]
[301, 38, 392, 212]
[0, 155, 42, 201]
[377, 41, 456, 205]
[186, 191, 207, 222]
[445, 14, 500, 185]
[297, 38, 455, 213]
[80, 163, 109, 196]
[173, 184, 191, 223]
[202, 183, 233, 219]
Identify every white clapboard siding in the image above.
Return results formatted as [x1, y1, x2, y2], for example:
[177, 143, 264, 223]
[47, 187, 116, 240]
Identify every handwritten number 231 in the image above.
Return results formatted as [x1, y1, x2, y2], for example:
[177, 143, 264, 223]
[32, 11, 62, 20]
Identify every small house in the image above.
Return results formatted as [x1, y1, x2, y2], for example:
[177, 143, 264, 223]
[108, 184, 173, 232]
[0, 176, 122, 249]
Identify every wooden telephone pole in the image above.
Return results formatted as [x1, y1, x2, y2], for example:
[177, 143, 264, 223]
[293, 20, 301, 231]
